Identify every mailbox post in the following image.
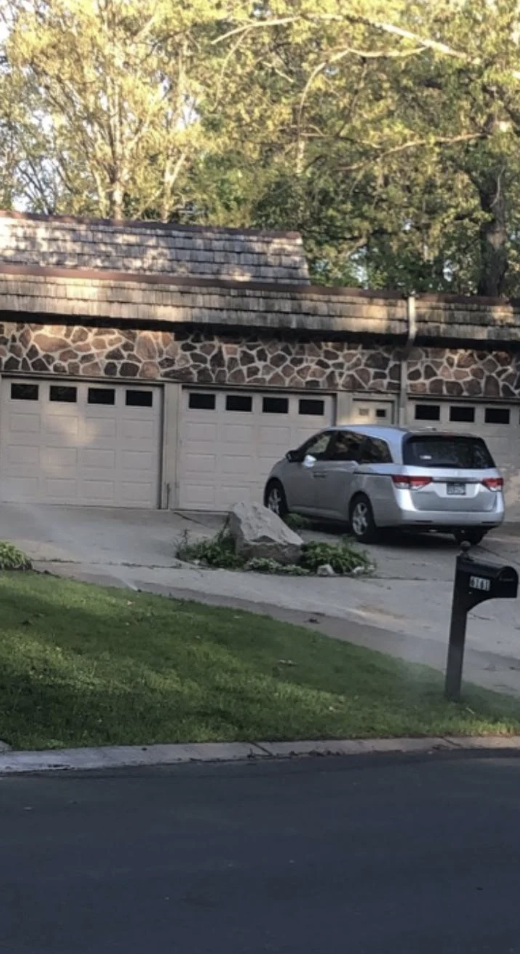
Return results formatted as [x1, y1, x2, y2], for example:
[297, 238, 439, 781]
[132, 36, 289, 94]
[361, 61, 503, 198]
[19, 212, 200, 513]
[445, 542, 518, 701]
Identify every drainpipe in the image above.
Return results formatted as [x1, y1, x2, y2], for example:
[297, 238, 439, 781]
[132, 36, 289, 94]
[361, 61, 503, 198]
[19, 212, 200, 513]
[398, 293, 417, 427]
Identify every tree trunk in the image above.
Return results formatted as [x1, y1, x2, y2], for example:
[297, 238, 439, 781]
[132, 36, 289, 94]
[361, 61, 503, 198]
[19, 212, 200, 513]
[477, 169, 508, 297]
[109, 181, 124, 220]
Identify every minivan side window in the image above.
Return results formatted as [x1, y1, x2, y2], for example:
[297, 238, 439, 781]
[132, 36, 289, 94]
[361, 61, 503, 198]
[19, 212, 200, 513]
[298, 431, 334, 460]
[329, 432, 365, 462]
[361, 438, 393, 464]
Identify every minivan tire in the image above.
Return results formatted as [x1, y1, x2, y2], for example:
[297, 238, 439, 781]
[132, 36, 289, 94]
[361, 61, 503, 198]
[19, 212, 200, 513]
[264, 480, 288, 519]
[349, 494, 379, 544]
[454, 528, 487, 547]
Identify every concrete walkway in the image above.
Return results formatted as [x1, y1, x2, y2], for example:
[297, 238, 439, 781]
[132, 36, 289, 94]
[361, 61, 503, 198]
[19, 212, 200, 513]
[2, 502, 520, 697]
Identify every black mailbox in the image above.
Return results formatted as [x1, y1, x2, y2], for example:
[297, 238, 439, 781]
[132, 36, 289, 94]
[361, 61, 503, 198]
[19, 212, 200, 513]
[445, 544, 519, 701]
[456, 555, 518, 604]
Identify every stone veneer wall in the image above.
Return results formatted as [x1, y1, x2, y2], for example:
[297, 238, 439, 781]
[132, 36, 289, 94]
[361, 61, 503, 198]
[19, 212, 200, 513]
[407, 347, 520, 399]
[1, 322, 520, 399]
[0, 323, 401, 391]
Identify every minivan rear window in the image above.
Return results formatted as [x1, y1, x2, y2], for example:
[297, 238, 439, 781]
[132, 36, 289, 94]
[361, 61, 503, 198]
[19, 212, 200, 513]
[403, 436, 494, 470]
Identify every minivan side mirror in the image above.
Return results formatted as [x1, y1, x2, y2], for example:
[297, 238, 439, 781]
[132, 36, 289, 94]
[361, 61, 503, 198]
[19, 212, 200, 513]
[286, 450, 300, 462]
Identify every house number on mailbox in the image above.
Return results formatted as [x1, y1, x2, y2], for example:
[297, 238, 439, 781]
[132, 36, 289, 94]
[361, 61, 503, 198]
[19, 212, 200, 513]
[470, 576, 491, 592]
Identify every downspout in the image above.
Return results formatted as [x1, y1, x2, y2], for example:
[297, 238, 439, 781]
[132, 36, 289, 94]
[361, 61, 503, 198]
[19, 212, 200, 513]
[398, 293, 417, 427]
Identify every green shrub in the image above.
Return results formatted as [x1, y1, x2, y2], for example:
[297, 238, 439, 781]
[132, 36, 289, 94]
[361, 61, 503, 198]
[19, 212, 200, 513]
[244, 557, 310, 576]
[0, 542, 32, 571]
[177, 529, 243, 570]
[284, 513, 313, 531]
[177, 528, 374, 577]
[300, 540, 372, 576]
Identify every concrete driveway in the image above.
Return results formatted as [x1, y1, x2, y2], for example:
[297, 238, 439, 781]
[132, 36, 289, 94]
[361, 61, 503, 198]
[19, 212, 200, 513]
[3, 501, 520, 697]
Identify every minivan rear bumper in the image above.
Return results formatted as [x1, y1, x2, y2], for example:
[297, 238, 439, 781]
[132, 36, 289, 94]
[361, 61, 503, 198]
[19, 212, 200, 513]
[378, 488, 505, 529]
[397, 509, 504, 530]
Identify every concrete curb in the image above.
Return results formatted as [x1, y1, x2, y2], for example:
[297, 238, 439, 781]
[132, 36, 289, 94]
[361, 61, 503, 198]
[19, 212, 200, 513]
[0, 735, 520, 775]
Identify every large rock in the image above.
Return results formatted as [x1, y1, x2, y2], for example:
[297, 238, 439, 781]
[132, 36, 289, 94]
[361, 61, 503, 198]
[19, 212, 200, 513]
[229, 502, 303, 565]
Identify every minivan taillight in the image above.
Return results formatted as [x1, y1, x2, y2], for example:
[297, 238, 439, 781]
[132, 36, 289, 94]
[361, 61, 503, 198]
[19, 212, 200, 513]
[392, 476, 432, 490]
[482, 477, 504, 492]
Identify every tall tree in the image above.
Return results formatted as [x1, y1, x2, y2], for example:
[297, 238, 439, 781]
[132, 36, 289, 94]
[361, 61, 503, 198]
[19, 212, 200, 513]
[2, 0, 230, 219]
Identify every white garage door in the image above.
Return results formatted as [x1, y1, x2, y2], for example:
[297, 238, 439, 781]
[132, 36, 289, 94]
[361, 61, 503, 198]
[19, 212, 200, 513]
[409, 398, 520, 520]
[178, 389, 335, 511]
[0, 379, 161, 507]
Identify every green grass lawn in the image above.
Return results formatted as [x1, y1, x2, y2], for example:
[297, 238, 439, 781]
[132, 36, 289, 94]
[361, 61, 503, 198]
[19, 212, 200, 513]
[0, 571, 519, 750]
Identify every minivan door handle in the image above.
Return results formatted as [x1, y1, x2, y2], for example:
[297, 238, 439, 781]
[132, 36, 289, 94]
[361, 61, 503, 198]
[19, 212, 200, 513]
[313, 472, 328, 479]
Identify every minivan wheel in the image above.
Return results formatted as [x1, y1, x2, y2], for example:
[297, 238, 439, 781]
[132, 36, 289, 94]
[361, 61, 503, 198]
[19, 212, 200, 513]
[454, 528, 487, 547]
[264, 480, 288, 519]
[349, 495, 379, 544]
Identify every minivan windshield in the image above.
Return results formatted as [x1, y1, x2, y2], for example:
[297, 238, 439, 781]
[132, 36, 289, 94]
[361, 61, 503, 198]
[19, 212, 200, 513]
[403, 435, 495, 470]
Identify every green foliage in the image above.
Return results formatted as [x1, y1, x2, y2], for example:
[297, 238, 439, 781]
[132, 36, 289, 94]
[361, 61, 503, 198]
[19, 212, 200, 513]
[177, 529, 243, 570]
[283, 513, 313, 531]
[3, 1, 520, 292]
[178, 527, 373, 576]
[244, 557, 310, 576]
[0, 542, 31, 571]
[300, 541, 372, 576]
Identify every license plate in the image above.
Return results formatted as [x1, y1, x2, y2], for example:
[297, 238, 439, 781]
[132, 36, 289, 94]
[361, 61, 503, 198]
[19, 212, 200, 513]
[447, 482, 466, 496]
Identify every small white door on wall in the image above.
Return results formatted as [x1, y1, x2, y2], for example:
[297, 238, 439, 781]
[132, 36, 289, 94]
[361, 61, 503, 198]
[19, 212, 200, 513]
[178, 388, 335, 511]
[0, 378, 162, 507]
[342, 397, 396, 426]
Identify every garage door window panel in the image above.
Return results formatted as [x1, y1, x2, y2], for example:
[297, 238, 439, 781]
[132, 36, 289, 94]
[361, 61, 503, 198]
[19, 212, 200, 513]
[88, 388, 115, 406]
[449, 405, 475, 423]
[189, 392, 216, 410]
[263, 396, 288, 414]
[414, 404, 441, 421]
[226, 394, 253, 412]
[299, 398, 325, 416]
[126, 390, 153, 408]
[50, 386, 77, 404]
[485, 407, 510, 425]
[11, 383, 39, 402]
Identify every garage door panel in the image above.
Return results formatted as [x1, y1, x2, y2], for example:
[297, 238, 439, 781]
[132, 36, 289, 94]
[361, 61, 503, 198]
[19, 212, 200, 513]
[80, 448, 115, 469]
[9, 414, 41, 434]
[1, 476, 39, 499]
[184, 422, 217, 442]
[221, 424, 254, 442]
[182, 485, 216, 507]
[120, 483, 156, 506]
[0, 379, 161, 508]
[258, 424, 292, 441]
[221, 455, 252, 475]
[183, 453, 215, 472]
[121, 419, 154, 440]
[6, 445, 39, 466]
[41, 447, 78, 471]
[121, 450, 156, 471]
[44, 418, 80, 442]
[84, 419, 117, 440]
[80, 479, 115, 500]
[218, 486, 252, 508]
[44, 478, 78, 499]
[179, 388, 334, 511]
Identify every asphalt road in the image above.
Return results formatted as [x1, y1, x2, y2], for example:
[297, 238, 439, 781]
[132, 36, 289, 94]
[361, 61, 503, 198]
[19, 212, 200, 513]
[1, 754, 520, 954]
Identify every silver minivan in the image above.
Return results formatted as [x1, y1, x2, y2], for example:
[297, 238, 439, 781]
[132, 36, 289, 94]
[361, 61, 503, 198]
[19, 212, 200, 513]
[264, 425, 505, 545]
